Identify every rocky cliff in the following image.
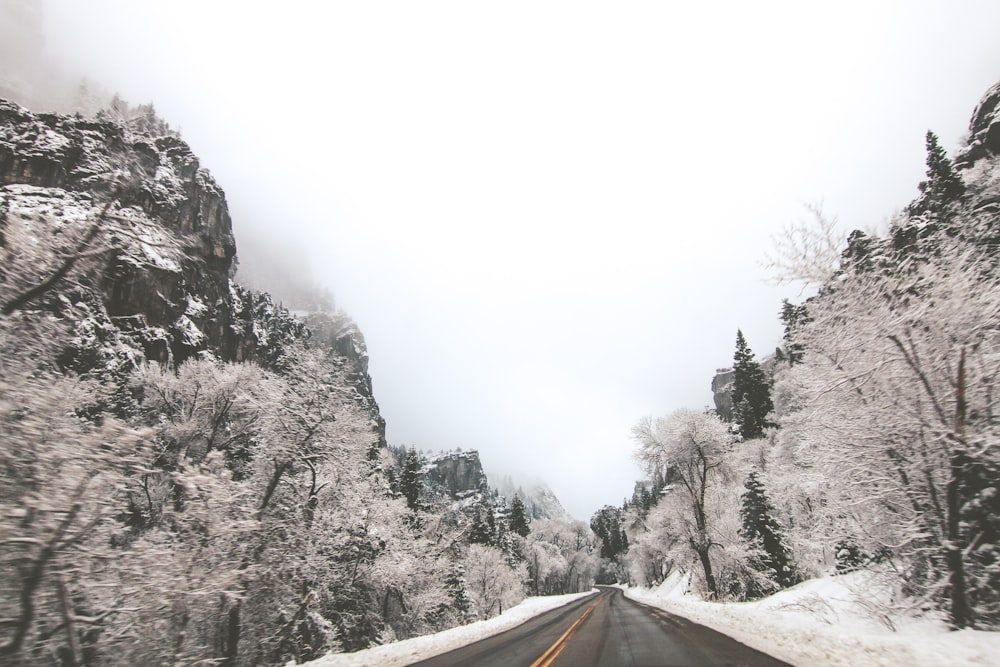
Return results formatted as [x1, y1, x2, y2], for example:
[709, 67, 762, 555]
[711, 367, 735, 421]
[490, 474, 573, 521]
[0, 98, 235, 357]
[956, 79, 1000, 217]
[0, 98, 383, 430]
[423, 450, 490, 500]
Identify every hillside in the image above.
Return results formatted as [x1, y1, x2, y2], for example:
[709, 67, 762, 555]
[0, 98, 595, 665]
[612, 78, 1000, 635]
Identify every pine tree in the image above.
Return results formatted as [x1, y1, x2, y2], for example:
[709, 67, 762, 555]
[445, 565, 473, 622]
[778, 300, 808, 365]
[739, 471, 796, 592]
[509, 495, 530, 537]
[469, 504, 496, 546]
[590, 505, 628, 560]
[908, 130, 966, 219]
[399, 447, 423, 511]
[732, 330, 774, 439]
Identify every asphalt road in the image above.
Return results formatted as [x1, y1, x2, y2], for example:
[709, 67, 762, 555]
[409, 586, 792, 667]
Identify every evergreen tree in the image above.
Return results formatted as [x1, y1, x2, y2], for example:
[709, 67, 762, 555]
[509, 495, 530, 537]
[778, 300, 808, 365]
[739, 471, 796, 592]
[732, 330, 774, 439]
[469, 504, 496, 546]
[590, 505, 628, 560]
[908, 130, 966, 219]
[399, 447, 423, 511]
[445, 565, 473, 622]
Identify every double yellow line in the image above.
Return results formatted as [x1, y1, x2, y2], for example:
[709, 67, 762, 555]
[529, 596, 602, 667]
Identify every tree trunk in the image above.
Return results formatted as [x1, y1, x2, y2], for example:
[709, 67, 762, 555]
[945, 349, 971, 629]
[696, 547, 718, 598]
[56, 573, 81, 667]
[221, 601, 240, 667]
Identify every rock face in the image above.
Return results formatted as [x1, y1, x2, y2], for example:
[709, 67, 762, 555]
[711, 367, 735, 421]
[0, 98, 239, 362]
[0, 98, 384, 435]
[305, 311, 386, 444]
[490, 474, 573, 521]
[712, 356, 777, 423]
[424, 450, 489, 500]
[956, 81, 1000, 218]
[957, 80, 1000, 168]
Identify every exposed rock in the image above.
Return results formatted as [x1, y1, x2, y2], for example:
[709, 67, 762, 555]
[490, 474, 573, 521]
[423, 450, 489, 501]
[956, 80, 1000, 168]
[711, 367, 735, 421]
[956, 81, 1000, 218]
[0, 98, 386, 445]
[304, 311, 386, 444]
[0, 97, 345, 375]
[712, 356, 776, 423]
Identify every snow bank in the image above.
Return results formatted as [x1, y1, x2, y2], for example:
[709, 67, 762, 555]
[624, 573, 1000, 667]
[298, 591, 596, 667]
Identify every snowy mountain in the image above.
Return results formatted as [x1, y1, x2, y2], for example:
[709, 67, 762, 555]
[490, 474, 573, 522]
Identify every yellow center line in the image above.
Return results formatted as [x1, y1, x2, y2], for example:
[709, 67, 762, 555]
[529, 597, 602, 667]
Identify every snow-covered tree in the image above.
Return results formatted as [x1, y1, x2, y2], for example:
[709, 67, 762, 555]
[777, 206, 1000, 629]
[524, 520, 597, 595]
[0, 354, 145, 663]
[632, 409, 733, 597]
[464, 545, 526, 620]
[623, 502, 680, 587]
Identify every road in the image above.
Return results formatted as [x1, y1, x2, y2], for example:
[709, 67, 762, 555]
[409, 586, 791, 667]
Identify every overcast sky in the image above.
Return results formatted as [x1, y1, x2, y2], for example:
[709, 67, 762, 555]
[31, 0, 1000, 519]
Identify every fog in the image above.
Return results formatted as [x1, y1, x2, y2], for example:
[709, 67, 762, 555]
[10, 0, 1000, 519]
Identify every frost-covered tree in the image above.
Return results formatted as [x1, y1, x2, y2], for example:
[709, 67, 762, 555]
[464, 545, 526, 620]
[732, 330, 773, 439]
[776, 206, 1000, 629]
[0, 351, 145, 663]
[524, 520, 597, 595]
[623, 501, 680, 587]
[632, 409, 733, 597]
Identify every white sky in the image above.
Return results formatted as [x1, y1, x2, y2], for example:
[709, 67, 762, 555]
[37, 0, 1000, 519]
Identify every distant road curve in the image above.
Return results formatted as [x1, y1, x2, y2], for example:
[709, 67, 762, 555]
[409, 586, 790, 667]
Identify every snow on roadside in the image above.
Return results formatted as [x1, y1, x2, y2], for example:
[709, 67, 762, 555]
[624, 572, 1000, 667]
[298, 591, 597, 667]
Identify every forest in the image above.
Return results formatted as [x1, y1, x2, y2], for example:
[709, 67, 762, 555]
[0, 96, 595, 665]
[597, 115, 1000, 632]
[2, 74, 999, 666]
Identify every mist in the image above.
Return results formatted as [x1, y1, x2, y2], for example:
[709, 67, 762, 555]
[8, 0, 1000, 519]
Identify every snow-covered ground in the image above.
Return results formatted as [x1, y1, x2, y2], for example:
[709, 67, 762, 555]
[624, 572, 1000, 667]
[298, 591, 596, 667]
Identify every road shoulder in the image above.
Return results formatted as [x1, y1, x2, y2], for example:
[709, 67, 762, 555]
[298, 590, 598, 667]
